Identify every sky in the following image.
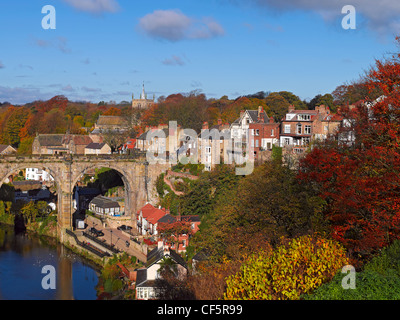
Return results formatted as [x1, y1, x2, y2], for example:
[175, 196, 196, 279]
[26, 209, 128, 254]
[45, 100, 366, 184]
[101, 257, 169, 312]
[1, 0, 400, 105]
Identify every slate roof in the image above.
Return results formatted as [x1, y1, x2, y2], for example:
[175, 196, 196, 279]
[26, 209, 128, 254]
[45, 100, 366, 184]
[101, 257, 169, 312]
[85, 142, 106, 150]
[158, 214, 177, 224]
[137, 128, 170, 140]
[145, 246, 187, 269]
[90, 195, 120, 208]
[37, 134, 64, 147]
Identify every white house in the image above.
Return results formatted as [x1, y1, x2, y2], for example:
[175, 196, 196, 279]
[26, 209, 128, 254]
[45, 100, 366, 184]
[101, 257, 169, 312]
[135, 241, 188, 300]
[25, 168, 54, 182]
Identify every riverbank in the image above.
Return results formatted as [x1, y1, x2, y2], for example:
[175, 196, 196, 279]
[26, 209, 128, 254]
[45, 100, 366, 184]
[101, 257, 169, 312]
[0, 223, 100, 300]
[0, 210, 141, 300]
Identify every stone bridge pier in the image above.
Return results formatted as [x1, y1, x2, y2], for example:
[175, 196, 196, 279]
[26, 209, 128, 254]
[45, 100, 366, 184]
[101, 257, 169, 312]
[0, 156, 170, 243]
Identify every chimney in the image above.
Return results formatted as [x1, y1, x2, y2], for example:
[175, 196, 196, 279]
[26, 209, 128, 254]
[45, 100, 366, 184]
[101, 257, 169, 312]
[270, 116, 274, 124]
[240, 110, 245, 118]
[202, 121, 209, 130]
[288, 105, 295, 112]
[217, 119, 222, 126]
[258, 106, 264, 123]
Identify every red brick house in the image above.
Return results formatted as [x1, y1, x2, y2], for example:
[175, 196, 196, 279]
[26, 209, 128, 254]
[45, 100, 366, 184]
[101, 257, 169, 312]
[248, 111, 280, 161]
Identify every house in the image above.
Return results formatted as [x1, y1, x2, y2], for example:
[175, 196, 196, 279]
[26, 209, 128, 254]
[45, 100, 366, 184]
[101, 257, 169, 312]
[84, 142, 111, 155]
[136, 124, 182, 159]
[135, 241, 188, 300]
[229, 107, 271, 164]
[120, 138, 137, 154]
[0, 145, 17, 155]
[25, 168, 54, 182]
[94, 115, 128, 132]
[198, 120, 231, 171]
[279, 104, 331, 154]
[89, 195, 122, 216]
[248, 107, 280, 162]
[14, 185, 52, 202]
[137, 203, 169, 236]
[32, 133, 93, 155]
[73, 186, 101, 211]
[32, 134, 67, 155]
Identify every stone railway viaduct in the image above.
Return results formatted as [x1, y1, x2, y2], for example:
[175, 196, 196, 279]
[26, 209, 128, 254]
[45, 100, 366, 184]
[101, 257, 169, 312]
[0, 154, 170, 243]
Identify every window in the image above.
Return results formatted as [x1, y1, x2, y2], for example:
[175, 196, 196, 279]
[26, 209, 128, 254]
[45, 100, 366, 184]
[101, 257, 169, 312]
[297, 124, 302, 134]
[271, 129, 274, 136]
[324, 125, 328, 132]
[298, 114, 310, 121]
[304, 125, 311, 134]
[255, 129, 259, 136]
[284, 125, 291, 134]
[255, 140, 259, 147]
[302, 137, 310, 145]
[284, 138, 290, 146]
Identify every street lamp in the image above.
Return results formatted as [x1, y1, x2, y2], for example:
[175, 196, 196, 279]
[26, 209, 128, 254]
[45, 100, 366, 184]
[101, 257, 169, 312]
[110, 230, 113, 246]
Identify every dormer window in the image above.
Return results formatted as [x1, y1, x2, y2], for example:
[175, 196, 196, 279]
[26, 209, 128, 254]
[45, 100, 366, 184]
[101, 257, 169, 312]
[298, 114, 310, 121]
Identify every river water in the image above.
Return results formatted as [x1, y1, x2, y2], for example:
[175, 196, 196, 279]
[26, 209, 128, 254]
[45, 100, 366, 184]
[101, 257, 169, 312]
[0, 223, 100, 300]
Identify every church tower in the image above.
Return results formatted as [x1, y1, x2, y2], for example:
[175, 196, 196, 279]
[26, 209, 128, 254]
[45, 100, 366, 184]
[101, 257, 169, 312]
[132, 82, 155, 110]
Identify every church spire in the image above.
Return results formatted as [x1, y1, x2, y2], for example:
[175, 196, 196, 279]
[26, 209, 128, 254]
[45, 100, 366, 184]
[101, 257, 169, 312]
[141, 81, 146, 100]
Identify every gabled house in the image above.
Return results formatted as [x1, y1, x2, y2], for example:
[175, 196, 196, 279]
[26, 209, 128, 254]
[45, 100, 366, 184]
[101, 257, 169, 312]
[279, 104, 331, 154]
[137, 203, 169, 236]
[120, 138, 137, 154]
[135, 242, 188, 300]
[25, 168, 54, 182]
[84, 142, 111, 155]
[32, 133, 93, 155]
[0, 145, 17, 155]
[248, 109, 280, 162]
[89, 195, 122, 216]
[198, 120, 231, 171]
[229, 106, 271, 164]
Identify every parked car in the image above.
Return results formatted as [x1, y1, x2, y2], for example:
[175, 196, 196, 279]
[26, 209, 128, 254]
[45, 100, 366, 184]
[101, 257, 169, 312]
[90, 227, 104, 237]
[117, 225, 132, 232]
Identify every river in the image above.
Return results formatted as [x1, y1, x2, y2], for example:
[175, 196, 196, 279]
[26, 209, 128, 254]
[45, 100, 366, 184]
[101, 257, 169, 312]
[0, 223, 100, 300]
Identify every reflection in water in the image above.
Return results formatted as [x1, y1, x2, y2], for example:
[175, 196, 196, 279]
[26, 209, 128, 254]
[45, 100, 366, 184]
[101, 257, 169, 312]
[0, 224, 100, 300]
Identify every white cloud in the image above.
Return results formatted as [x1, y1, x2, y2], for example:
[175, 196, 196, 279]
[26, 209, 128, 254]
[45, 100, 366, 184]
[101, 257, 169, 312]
[138, 9, 225, 41]
[63, 0, 119, 14]
[247, 0, 400, 36]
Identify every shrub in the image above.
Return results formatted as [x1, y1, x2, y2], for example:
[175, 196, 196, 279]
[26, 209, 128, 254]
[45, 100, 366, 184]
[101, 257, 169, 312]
[304, 270, 400, 300]
[224, 235, 349, 300]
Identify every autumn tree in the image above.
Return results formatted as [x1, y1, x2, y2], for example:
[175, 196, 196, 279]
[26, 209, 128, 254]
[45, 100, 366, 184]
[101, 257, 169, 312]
[224, 235, 348, 300]
[299, 36, 400, 261]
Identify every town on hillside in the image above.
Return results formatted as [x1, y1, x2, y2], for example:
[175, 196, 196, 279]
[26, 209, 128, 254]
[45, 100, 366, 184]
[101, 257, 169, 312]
[0, 85, 380, 300]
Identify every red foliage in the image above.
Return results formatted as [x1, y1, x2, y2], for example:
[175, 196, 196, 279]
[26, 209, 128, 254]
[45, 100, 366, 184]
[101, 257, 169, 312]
[299, 38, 400, 259]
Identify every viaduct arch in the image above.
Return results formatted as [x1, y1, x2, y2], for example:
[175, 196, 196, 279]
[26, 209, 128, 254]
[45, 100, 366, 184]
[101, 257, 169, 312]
[0, 155, 170, 243]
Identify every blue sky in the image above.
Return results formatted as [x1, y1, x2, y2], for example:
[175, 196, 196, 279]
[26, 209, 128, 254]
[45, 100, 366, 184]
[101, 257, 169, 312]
[0, 0, 399, 104]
